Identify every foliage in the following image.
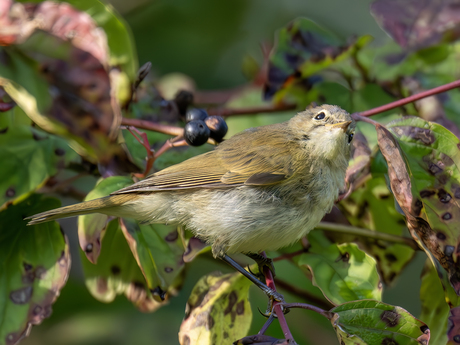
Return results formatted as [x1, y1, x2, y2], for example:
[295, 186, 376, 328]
[2, 0, 460, 344]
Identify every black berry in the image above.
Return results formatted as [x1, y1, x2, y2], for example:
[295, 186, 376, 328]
[205, 116, 228, 142]
[186, 108, 208, 123]
[174, 90, 194, 116]
[184, 120, 210, 146]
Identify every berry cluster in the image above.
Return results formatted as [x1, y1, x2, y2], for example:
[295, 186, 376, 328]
[184, 108, 228, 146]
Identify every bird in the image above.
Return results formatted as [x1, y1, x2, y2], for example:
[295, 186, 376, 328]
[27, 104, 355, 301]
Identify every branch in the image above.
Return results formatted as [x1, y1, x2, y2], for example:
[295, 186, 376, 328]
[274, 278, 333, 310]
[315, 222, 420, 250]
[261, 252, 295, 343]
[121, 117, 183, 136]
[356, 79, 460, 117]
[281, 302, 334, 320]
[207, 103, 296, 117]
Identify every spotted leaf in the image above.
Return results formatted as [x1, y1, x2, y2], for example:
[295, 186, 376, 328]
[0, 194, 70, 345]
[0, 125, 78, 210]
[332, 300, 430, 345]
[296, 231, 382, 306]
[378, 117, 460, 294]
[0, 1, 132, 164]
[78, 176, 133, 264]
[119, 219, 185, 296]
[82, 219, 169, 312]
[178, 272, 252, 345]
[264, 17, 371, 101]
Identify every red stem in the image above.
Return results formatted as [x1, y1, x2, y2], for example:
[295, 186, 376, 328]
[121, 117, 183, 136]
[261, 252, 294, 342]
[357, 79, 460, 117]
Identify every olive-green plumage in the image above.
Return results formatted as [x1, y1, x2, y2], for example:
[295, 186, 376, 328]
[27, 105, 355, 257]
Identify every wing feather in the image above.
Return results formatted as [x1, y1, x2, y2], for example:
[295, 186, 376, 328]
[112, 123, 296, 195]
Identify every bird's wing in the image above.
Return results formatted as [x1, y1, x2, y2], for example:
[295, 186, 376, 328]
[112, 124, 295, 194]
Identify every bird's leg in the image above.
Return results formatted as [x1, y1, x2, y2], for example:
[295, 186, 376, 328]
[246, 252, 276, 278]
[220, 254, 284, 303]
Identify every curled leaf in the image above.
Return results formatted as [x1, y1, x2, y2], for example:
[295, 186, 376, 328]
[82, 220, 169, 312]
[297, 231, 382, 306]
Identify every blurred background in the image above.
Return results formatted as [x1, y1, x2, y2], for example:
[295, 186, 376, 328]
[19, 1, 428, 344]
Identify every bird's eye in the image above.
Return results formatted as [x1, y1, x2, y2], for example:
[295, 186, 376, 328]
[348, 133, 354, 144]
[314, 112, 325, 120]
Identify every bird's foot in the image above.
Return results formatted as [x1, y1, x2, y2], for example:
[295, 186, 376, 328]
[246, 252, 276, 277]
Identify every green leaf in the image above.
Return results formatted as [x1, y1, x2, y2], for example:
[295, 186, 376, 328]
[331, 300, 430, 345]
[419, 260, 449, 344]
[78, 176, 133, 264]
[0, 125, 78, 209]
[0, 194, 70, 344]
[82, 220, 168, 312]
[119, 219, 185, 293]
[265, 17, 371, 101]
[178, 272, 252, 345]
[297, 231, 382, 305]
[339, 176, 415, 284]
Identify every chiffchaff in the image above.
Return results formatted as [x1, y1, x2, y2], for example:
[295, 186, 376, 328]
[27, 104, 355, 299]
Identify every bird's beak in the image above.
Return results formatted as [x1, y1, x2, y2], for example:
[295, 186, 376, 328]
[326, 121, 352, 131]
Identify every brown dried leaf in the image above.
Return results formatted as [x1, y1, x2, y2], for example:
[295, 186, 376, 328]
[376, 123, 460, 294]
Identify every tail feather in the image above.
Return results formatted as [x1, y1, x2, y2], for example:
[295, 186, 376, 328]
[26, 194, 134, 225]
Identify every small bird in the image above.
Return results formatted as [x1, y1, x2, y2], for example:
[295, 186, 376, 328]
[27, 104, 355, 299]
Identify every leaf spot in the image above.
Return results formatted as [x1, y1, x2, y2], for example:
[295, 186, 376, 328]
[110, 265, 121, 275]
[85, 243, 93, 253]
[438, 189, 452, 203]
[164, 267, 173, 273]
[442, 212, 452, 220]
[23, 262, 33, 272]
[0, 127, 8, 134]
[445, 245, 455, 256]
[236, 300, 245, 315]
[54, 148, 66, 156]
[453, 335, 460, 343]
[380, 310, 400, 327]
[335, 252, 350, 263]
[5, 187, 15, 198]
[420, 190, 435, 198]
[381, 338, 399, 345]
[384, 253, 397, 262]
[10, 286, 33, 304]
[436, 231, 447, 240]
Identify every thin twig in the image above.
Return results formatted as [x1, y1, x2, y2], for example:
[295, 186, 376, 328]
[315, 222, 420, 250]
[352, 114, 380, 126]
[121, 117, 183, 136]
[207, 103, 296, 117]
[281, 302, 334, 320]
[274, 278, 333, 310]
[357, 79, 460, 117]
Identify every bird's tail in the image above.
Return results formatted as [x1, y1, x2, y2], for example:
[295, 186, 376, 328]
[26, 194, 135, 225]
